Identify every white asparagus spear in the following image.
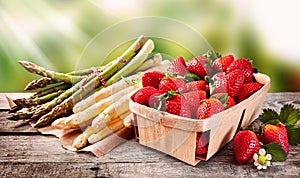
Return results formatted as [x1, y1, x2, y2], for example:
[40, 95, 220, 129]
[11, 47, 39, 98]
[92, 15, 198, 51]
[72, 111, 130, 149]
[51, 85, 140, 130]
[90, 89, 136, 130]
[88, 119, 124, 144]
[134, 53, 162, 72]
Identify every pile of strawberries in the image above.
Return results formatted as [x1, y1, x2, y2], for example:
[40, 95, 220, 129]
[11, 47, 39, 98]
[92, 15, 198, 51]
[132, 53, 263, 120]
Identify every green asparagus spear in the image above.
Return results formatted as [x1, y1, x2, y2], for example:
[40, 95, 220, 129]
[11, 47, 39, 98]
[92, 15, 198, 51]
[67, 66, 103, 76]
[7, 107, 36, 120]
[105, 39, 154, 86]
[33, 35, 146, 127]
[30, 83, 71, 99]
[18, 61, 86, 84]
[24, 77, 56, 90]
[13, 90, 65, 108]
[30, 73, 95, 121]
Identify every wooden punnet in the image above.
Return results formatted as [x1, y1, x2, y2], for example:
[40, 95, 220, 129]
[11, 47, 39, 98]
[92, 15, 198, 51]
[129, 73, 271, 166]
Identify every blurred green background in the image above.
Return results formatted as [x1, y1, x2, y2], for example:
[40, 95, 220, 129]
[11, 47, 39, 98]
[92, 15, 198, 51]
[1, 0, 299, 92]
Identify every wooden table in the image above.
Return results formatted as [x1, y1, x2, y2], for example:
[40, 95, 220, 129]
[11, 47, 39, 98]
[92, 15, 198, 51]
[0, 93, 299, 177]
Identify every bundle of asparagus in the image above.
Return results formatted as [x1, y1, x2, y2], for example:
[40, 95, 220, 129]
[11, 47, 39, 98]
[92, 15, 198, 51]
[8, 35, 163, 130]
[50, 60, 171, 150]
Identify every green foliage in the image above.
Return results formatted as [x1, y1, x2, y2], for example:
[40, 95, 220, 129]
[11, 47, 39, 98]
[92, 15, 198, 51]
[262, 142, 286, 162]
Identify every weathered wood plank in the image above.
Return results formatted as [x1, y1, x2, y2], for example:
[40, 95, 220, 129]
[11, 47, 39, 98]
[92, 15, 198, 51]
[0, 160, 299, 178]
[1, 133, 299, 164]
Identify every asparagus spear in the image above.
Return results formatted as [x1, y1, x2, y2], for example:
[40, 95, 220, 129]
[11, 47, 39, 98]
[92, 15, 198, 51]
[13, 90, 65, 108]
[30, 83, 71, 98]
[24, 77, 56, 90]
[30, 72, 96, 121]
[105, 39, 154, 86]
[18, 61, 86, 84]
[88, 119, 124, 144]
[33, 35, 146, 127]
[72, 112, 130, 149]
[135, 53, 162, 72]
[7, 106, 37, 120]
[51, 85, 139, 130]
[67, 66, 104, 76]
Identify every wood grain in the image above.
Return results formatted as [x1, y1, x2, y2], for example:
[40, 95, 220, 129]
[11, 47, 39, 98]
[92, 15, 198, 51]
[0, 92, 299, 177]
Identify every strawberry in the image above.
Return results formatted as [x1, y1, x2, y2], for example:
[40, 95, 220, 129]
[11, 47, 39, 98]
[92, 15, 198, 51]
[212, 54, 234, 72]
[213, 69, 244, 98]
[133, 86, 162, 107]
[184, 90, 207, 118]
[262, 124, 289, 154]
[142, 71, 164, 88]
[236, 82, 263, 103]
[210, 93, 235, 109]
[197, 98, 225, 120]
[186, 56, 209, 79]
[186, 80, 209, 93]
[233, 130, 260, 164]
[196, 132, 209, 155]
[167, 56, 189, 76]
[159, 91, 191, 118]
[226, 58, 253, 83]
[158, 77, 187, 94]
[259, 104, 300, 156]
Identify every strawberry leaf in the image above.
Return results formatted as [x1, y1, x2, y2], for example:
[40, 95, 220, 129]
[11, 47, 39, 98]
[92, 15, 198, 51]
[260, 109, 280, 124]
[279, 104, 300, 126]
[286, 125, 300, 145]
[262, 142, 286, 162]
[265, 119, 281, 125]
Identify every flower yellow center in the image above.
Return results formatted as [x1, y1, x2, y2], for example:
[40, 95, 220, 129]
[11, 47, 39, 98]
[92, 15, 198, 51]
[258, 155, 267, 165]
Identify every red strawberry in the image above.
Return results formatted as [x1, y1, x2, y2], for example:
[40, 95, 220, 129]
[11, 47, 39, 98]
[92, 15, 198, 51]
[210, 93, 236, 109]
[212, 54, 234, 72]
[197, 98, 225, 120]
[236, 82, 263, 103]
[186, 80, 209, 93]
[213, 69, 244, 98]
[227, 58, 253, 83]
[158, 77, 187, 94]
[186, 56, 208, 79]
[262, 123, 289, 154]
[142, 71, 164, 88]
[161, 92, 191, 118]
[196, 132, 209, 155]
[184, 90, 207, 118]
[133, 86, 162, 107]
[167, 56, 189, 76]
[233, 130, 260, 164]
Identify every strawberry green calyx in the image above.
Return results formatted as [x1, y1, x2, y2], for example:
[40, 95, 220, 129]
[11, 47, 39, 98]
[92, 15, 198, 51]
[156, 91, 180, 111]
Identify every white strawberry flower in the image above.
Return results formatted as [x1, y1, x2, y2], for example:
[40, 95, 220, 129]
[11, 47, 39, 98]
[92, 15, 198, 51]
[253, 148, 272, 170]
